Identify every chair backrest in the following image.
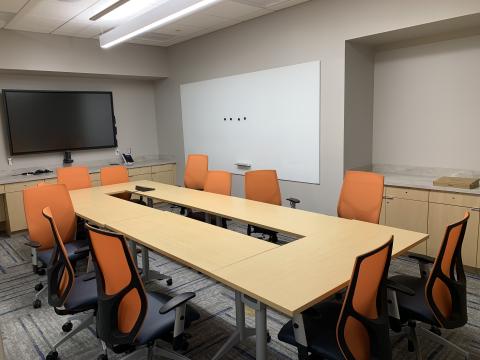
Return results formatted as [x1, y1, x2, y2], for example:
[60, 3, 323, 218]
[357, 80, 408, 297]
[337, 171, 384, 224]
[23, 183, 77, 250]
[204, 171, 232, 196]
[426, 212, 469, 329]
[100, 165, 129, 186]
[42, 207, 75, 308]
[184, 154, 208, 190]
[244, 170, 281, 206]
[337, 237, 393, 360]
[86, 224, 147, 346]
[57, 166, 92, 190]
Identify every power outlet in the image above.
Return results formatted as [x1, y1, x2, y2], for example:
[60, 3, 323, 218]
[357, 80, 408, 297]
[7, 158, 12, 166]
[115, 148, 120, 156]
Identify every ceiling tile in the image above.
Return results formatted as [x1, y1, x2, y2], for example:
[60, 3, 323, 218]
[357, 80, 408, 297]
[173, 13, 231, 28]
[232, 0, 287, 8]
[0, 0, 29, 13]
[154, 22, 203, 36]
[0, 12, 15, 29]
[202, 0, 262, 19]
[268, 0, 309, 11]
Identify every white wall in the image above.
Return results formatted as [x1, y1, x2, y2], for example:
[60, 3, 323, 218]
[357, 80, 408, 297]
[157, 0, 480, 214]
[373, 34, 480, 170]
[0, 30, 168, 78]
[0, 73, 159, 170]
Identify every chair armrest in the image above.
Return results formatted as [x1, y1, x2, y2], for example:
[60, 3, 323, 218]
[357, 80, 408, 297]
[74, 246, 90, 255]
[159, 292, 196, 314]
[386, 279, 415, 296]
[82, 273, 97, 282]
[409, 253, 435, 264]
[286, 197, 301, 209]
[24, 240, 41, 248]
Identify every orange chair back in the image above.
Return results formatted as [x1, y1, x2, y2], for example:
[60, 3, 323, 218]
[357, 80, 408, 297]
[244, 170, 281, 206]
[57, 166, 91, 190]
[42, 207, 74, 307]
[337, 171, 384, 224]
[23, 184, 77, 250]
[204, 171, 232, 196]
[87, 225, 147, 343]
[100, 165, 129, 186]
[426, 212, 469, 328]
[337, 237, 393, 360]
[184, 154, 208, 190]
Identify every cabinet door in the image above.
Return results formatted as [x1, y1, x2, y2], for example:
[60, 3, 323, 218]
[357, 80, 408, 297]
[385, 198, 428, 254]
[5, 192, 27, 233]
[379, 198, 386, 225]
[152, 172, 174, 185]
[428, 203, 478, 268]
[129, 174, 153, 182]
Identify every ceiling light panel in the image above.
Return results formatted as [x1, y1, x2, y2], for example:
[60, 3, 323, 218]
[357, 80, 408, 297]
[99, 0, 223, 48]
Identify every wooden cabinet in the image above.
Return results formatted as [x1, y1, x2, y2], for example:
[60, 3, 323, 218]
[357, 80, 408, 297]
[5, 191, 28, 233]
[384, 195, 428, 254]
[428, 203, 479, 268]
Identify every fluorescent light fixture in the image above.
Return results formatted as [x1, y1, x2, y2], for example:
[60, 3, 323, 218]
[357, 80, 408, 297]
[100, 0, 223, 49]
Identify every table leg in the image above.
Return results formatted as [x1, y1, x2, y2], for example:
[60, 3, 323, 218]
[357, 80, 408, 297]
[212, 291, 267, 360]
[140, 245, 173, 285]
[129, 241, 138, 267]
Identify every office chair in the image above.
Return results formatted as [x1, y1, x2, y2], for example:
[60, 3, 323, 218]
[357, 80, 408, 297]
[278, 237, 394, 360]
[388, 213, 470, 359]
[181, 154, 209, 215]
[100, 165, 146, 204]
[188, 170, 232, 228]
[42, 207, 98, 360]
[244, 170, 300, 242]
[57, 166, 92, 190]
[337, 170, 384, 224]
[23, 183, 89, 309]
[86, 224, 200, 360]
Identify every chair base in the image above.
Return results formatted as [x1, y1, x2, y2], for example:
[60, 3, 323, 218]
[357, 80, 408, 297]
[406, 321, 470, 360]
[117, 341, 191, 360]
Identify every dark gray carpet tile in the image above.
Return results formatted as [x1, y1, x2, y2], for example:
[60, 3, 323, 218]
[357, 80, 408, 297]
[1, 223, 479, 359]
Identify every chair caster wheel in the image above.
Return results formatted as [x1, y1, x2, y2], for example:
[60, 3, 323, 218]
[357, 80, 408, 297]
[33, 299, 42, 309]
[408, 340, 414, 352]
[37, 268, 46, 276]
[97, 354, 108, 360]
[35, 283, 44, 291]
[62, 322, 73, 333]
[166, 279, 173, 286]
[46, 351, 58, 360]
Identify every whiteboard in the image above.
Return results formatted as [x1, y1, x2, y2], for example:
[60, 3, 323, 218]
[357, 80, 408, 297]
[180, 61, 320, 184]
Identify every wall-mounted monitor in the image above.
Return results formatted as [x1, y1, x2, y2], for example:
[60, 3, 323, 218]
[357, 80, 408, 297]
[2, 90, 117, 155]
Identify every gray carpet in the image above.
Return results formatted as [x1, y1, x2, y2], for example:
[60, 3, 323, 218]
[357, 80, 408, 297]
[0, 208, 479, 360]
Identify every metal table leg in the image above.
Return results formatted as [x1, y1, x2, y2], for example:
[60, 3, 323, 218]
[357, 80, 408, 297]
[141, 245, 172, 285]
[212, 291, 268, 360]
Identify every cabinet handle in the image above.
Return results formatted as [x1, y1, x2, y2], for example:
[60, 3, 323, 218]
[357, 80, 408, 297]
[384, 196, 394, 200]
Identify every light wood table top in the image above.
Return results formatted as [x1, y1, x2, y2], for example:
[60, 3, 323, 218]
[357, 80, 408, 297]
[107, 211, 278, 278]
[70, 181, 428, 317]
[214, 220, 428, 316]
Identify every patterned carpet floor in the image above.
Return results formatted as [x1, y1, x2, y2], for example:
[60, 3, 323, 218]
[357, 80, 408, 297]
[0, 208, 479, 360]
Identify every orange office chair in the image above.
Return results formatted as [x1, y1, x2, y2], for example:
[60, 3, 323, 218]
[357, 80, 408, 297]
[57, 166, 91, 190]
[42, 207, 97, 360]
[244, 170, 300, 242]
[388, 213, 470, 359]
[86, 224, 200, 360]
[337, 170, 384, 224]
[188, 170, 232, 228]
[184, 154, 208, 190]
[278, 237, 394, 360]
[100, 165, 133, 201]
[23, 183, 89, 308]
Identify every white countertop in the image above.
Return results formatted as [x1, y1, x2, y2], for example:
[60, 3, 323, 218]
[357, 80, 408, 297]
[0, 155, 176, 185]
[373, 164, 480, 195]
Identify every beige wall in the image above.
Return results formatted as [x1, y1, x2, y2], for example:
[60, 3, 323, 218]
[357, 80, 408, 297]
[373, 34, 480, 170]
[344, 42, 375, 171]
[0, 73, 159, 170]
[0, 29, 168, 78]
[157, 0, 480, 214]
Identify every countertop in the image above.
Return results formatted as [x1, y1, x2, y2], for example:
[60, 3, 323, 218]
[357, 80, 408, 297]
[373, 164, 480, 196]
[0, 155, 176, 185]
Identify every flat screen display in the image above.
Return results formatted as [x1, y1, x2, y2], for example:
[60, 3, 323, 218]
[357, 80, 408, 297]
[2, 90, 117, 155]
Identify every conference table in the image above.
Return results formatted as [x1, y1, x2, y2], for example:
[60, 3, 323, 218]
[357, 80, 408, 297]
[69, 180, 428, 360]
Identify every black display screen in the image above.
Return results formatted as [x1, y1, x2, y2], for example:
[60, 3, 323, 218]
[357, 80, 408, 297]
[2, 90, 117, 155]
